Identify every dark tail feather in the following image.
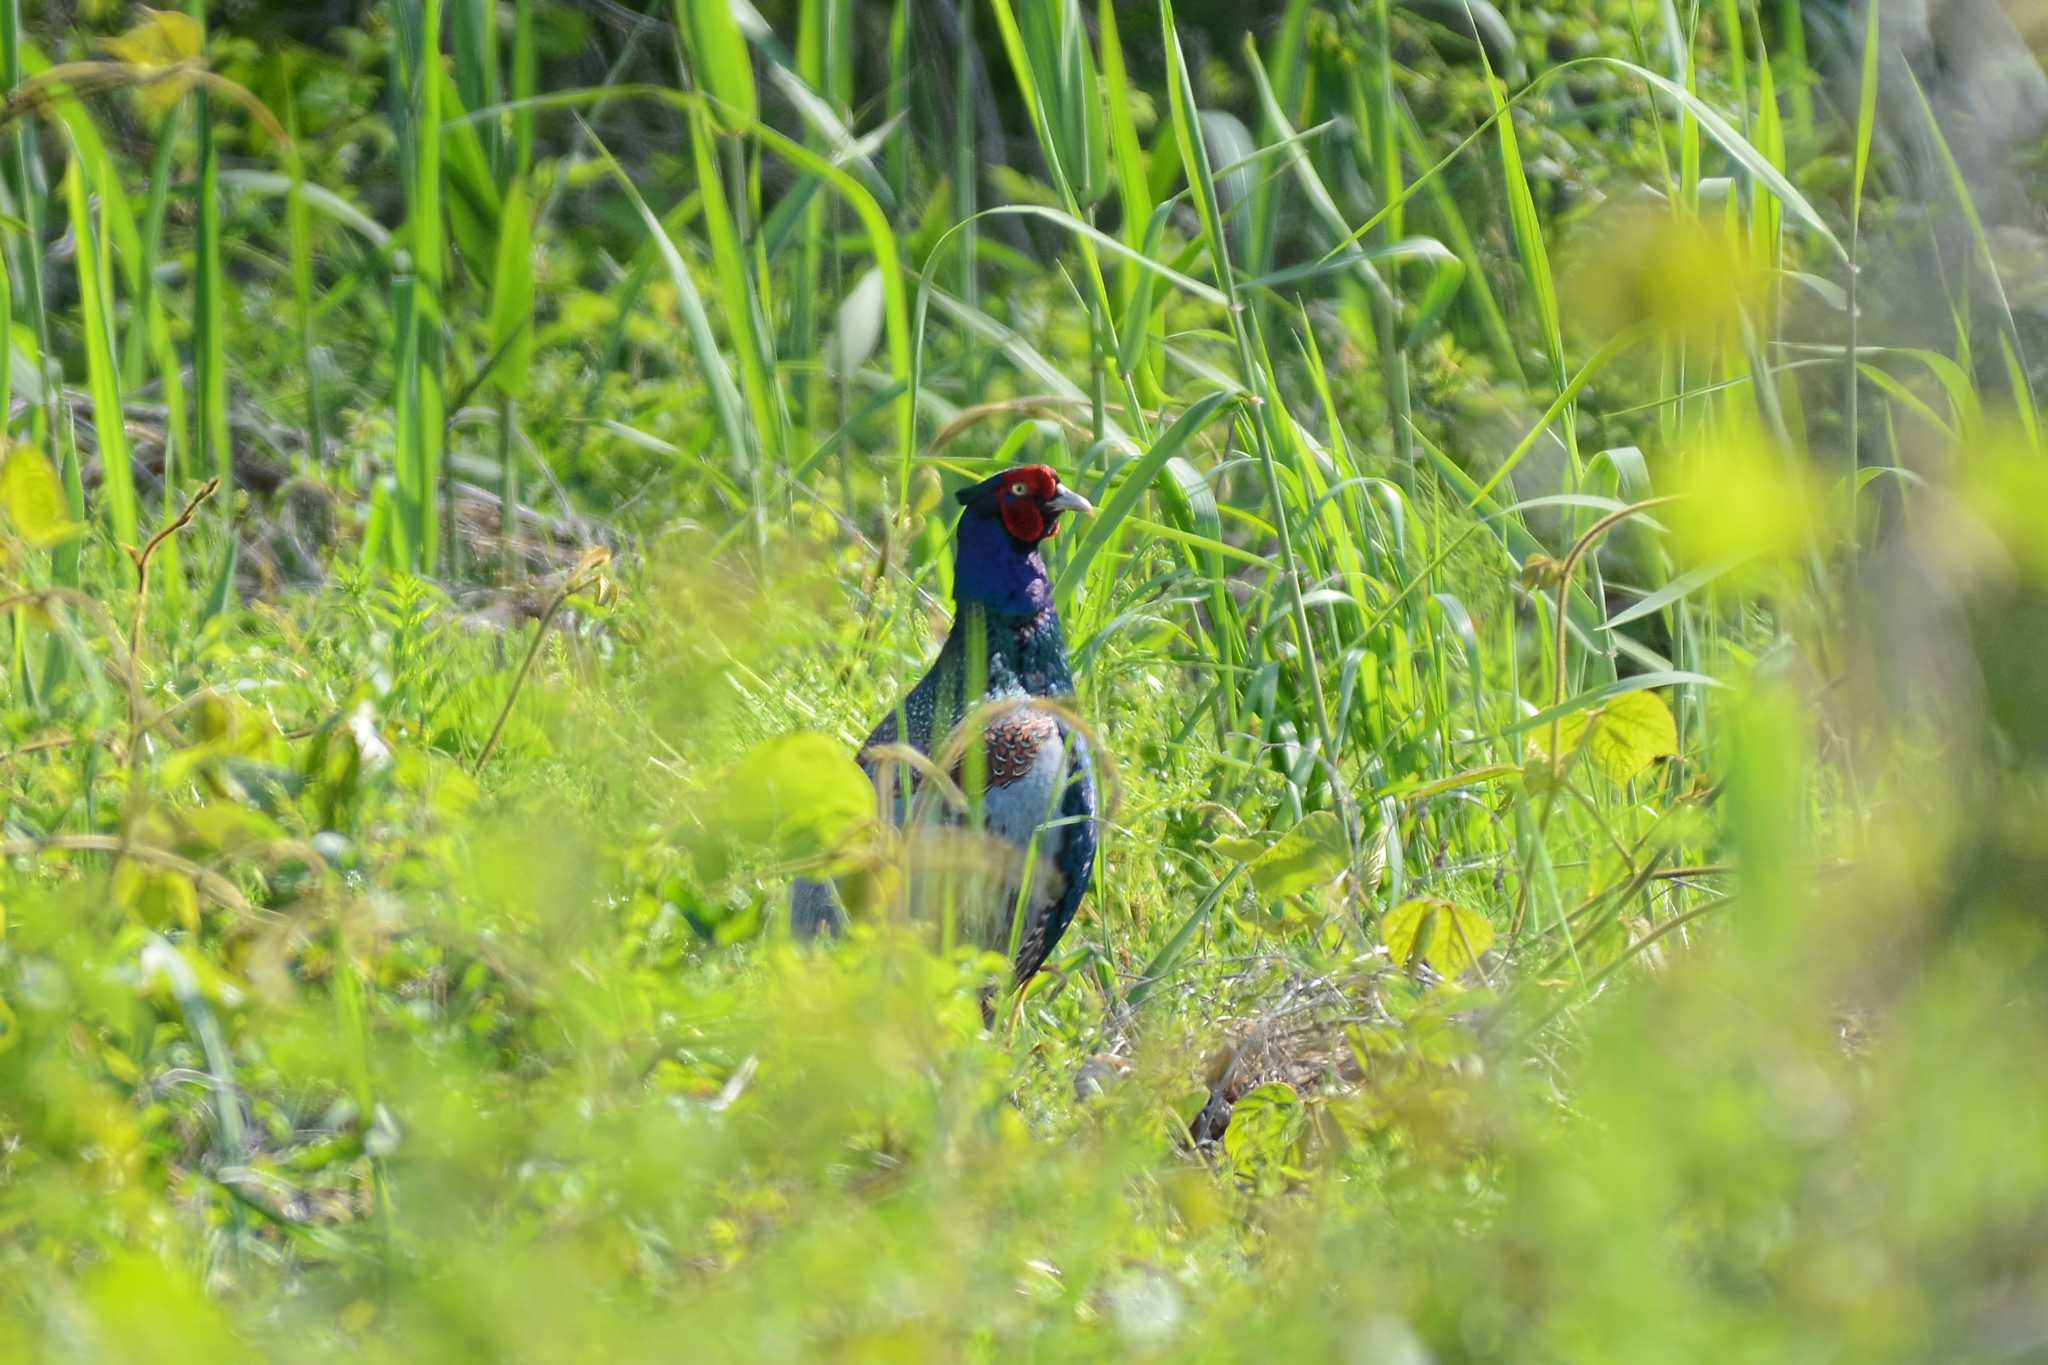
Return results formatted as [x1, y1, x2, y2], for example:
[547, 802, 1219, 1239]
[790, 877, 847, 940]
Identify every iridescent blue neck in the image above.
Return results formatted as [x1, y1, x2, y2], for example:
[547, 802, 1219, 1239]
[947, 514, 1072, 696]
[952, 512, 1053, 620]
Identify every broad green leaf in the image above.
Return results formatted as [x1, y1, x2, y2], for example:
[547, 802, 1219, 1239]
[1575, 690, 1679, 786]
[678, 0, 757, 130]
[98, 7, 202, 65]
[64, 158, 137, 547]
[115, 862, 202, 934]
[0, 445, 85, 548]
[99, 4, 202, 112]
[1160, 0, 1229, 285]
[1219, 810, 1350, 900]
[1208, 835, 1266, 863]
[1003, 0, 1108, 205]
[1849, 0, 1882, 224]
[487, 176, 535, 398]
[1488, 74, 1564, 389]
[178, 803, 289, 857]
[1224, 1081, 1305, 1176]
[1098, 1, 1151, 268]
[437, 71, 505, 280]
[725, 733, 874, 868]
[744, 122, 914, 489]
[1381, 897, 1495, 979]
[1067, 3, 1110, 205]
[1376, 764, 1521, 804]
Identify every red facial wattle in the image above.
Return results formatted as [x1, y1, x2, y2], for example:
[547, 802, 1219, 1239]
[1001, 499, 1052, 541]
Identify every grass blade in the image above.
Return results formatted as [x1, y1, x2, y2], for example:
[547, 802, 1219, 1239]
[1055, 389, 1235, 603]
[62, 156, 135, 546]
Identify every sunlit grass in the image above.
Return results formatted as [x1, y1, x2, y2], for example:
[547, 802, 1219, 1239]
[0, 0, 2044, 1358]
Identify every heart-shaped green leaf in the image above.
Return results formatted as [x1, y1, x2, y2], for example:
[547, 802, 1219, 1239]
[1212, 810, 1350, 900]
[1561, 689, 1679, 786]
[1381, 897, 1495, 979]
[1225, 1082, 1306, 1177]
[725, 733, 874, 869]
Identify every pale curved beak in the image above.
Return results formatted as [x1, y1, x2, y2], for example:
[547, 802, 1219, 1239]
[1045, 487, 1094, 516]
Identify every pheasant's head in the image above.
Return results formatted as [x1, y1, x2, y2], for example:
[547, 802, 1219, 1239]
[951, 465, 1093, 615]
[955, 464, 1094, 546]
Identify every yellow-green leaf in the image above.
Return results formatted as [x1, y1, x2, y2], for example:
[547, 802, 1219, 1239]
[99, 7, 202, 66]
[102, 1042, 141, 1084]
[677, 0, 757, 130]
[0, 444, 85, 548]
[178, 803, 287, 857]
[1581, 690, 1679, 785]
[725, 733, 874, 869]
[487, 176, 536, 399]
[1242, 810, 1349, 899]
[1016, 0, 1109, 204]
[1381, 896, 1495, 979]
[1668, 426, 1825, 570]
[1207, 835, 1267, 863]
[98, 7, 202, 114]
[114, 862, 201, 934]
[1224, 1081, 1305, 1176]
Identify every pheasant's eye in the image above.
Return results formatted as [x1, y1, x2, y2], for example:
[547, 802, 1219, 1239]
[1009, 481, 1030, 497]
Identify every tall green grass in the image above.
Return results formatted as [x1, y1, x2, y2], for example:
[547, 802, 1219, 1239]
[0, 1, 2044, 1358]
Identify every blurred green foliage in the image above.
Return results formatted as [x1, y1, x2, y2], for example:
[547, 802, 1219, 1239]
[0, 0, 2045, 1359]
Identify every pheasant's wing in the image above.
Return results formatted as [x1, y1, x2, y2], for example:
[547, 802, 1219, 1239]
[856, 657, 960, 826]
[1013, 732, 1098, 984]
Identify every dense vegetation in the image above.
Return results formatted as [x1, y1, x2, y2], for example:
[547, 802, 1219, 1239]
[2, 0, 2046, 1357]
